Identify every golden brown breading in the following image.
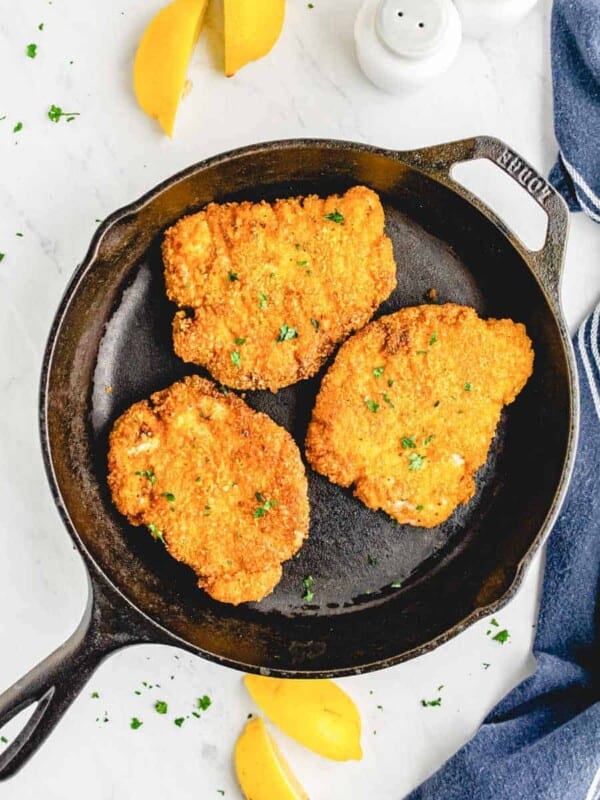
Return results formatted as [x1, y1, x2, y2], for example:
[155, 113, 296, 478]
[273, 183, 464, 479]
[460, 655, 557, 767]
[162, 186, 397, 392]
[305, 304, 534, 528]
[107, 376, 309, 604]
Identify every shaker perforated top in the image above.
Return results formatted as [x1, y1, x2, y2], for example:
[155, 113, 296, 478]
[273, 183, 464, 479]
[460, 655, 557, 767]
[375, 0, 453, 59]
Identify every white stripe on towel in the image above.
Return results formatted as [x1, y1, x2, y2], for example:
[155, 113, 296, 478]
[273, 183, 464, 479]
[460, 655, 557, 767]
[578, 317, 600, 422]
[561, 152, 600, 214]
[584, 762, 600, 800]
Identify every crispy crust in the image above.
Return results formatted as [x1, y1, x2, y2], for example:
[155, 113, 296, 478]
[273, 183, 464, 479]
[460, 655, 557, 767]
[107, 376, 309, 604]
[162, 186, 397, 391]
[305, 304, 534, 528]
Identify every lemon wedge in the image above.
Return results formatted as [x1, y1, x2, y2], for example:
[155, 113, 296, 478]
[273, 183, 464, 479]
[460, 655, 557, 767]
[133, 0, 209, 136]
[224, 0, 286, 76]
[244, 675, 363, 761]
[235, 717, 309, 800]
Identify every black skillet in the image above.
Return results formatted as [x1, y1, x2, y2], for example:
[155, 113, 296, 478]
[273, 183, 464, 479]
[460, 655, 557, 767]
[0, 136, 578, 779]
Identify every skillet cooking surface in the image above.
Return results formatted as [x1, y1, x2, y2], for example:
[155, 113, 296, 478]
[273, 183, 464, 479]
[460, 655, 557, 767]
[45, 142, 572, 674]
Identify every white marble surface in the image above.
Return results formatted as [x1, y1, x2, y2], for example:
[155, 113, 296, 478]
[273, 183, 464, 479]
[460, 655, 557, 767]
[1, 1, 600, 798]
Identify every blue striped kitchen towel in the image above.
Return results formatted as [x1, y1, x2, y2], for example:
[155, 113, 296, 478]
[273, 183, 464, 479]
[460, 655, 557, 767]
[406, 308, 600, 799]
[549, 0, 600, 221]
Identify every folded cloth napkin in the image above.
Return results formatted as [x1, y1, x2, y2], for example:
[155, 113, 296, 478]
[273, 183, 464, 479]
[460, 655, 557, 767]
[549, 0, 600, 221]
[407, 308, 600, 800]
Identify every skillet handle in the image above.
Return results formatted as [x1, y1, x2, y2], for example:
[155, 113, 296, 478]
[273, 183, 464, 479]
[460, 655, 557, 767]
[0, 570, 161, 780]
[397, 136, 570, 309]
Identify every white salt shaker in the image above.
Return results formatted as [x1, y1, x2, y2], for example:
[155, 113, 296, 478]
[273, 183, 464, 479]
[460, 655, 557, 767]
[454, 0, 540, 39]
[355, 0, 463, 93]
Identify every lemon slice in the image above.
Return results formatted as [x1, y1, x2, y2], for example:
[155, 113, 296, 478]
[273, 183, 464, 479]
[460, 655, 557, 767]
[235, 717, 309, 800]
[133, 0, 209, 136]
[224, 0, 286, 76]
[244, 675, 363, 761]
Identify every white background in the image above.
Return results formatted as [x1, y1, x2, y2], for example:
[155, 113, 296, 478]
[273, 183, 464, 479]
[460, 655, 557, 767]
[1, 1, 600, 798]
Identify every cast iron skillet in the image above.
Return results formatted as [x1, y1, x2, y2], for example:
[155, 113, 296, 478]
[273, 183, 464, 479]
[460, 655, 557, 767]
[0, 136, 578, 779]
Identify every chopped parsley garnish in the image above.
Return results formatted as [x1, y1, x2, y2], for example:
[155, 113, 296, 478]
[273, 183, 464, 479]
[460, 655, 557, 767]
[302, 575, 315, 602]
[217, 792, 225, 797]
[416, 350, 428, 355]
[408, 453, 426, 471]
[48, 104, 80, 123]
[0, 254, 5, 263]
[382, 393, 395, 408]
[15, 232, 23, 237]
[191, 711, 200, 718]
[197, 695, 212, 711]
[367, 554, 378, 566]
[134, 690, 141, 695]
[216, 385, 229, 395]
[155, 700, 168, 715]
[38, 22, 44, 30]
[13, 122, 23, 133]
[203, 505, 211, 516]
[390, 581, 402, 588]
[377, 704, 383, 710]
[174, 717, 185, 727]
[483, 662, 491, 669]
[234, 337, 246, 345]
[365, 398, 379, 413]
[147, 523, 164, 543]
[416, 505, 424, 511]
[423, 435, 435, 445]
[308, 2, 314, 7]
[161, 492, 175, 503]
[254, 493, 278, 518]
[130, 717, 143, 729]
[429, 332, 438, 345]
[310, 318, 320, 331]
[0, 736, 8, 744]
[373, 366, 385, 378]
[490, 618, 499, 627]
[258, 293, 268, 309]
[276, 324, 298, 342]
[492, 629, 510, 644]
[91, 692, 99, 699]
[231, 350, 241, 367]
[26, 43, 38, 58]
[324, 210, 344, 224]
[388, 379, 394, 387]
[228, 270, 239, 282]
[135, 469, 156, 485]
[464, 382, 473, 391]
[420, 697, 442, 707]
[296, 260, 309, 266]
[401, 436, 416, 449]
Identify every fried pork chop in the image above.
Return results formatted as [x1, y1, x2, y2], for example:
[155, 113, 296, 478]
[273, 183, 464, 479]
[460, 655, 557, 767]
[305, 304, 534, 528]
[162, 186, 396, 391]
[108, 376, 309, 604]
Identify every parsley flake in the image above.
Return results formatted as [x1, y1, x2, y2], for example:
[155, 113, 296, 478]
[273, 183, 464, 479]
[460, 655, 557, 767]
[408, 453, 426, 471]
[258, 292, 268, 309]
[420, 697, 442, 708]
[416, 350, 428, 355]
[429, 332, 438, 345]
[324, 210, 344, 224]
[161, 492, 175, 503]
[365, 398, 379, 413]
[367, 554, 378, 566]
[483, 662, 491, 669]
[0, 254, 5, 263]
[254, 493, 278, 518]
[492, 629, 510, 644]
[228, 271, 239, 282]
[26, 43, 38, 58]
[147, 523, 164, 543]
[0, 736, 8, 744]
[390, 581, 402, 588]
[464, 382, 473, 391]
[490, 618, 499, 627]
[217, 792, 225, 797]
[197, 695, 212, 711]
[130, 717, 143, 729]
[91, 691, 99, 699]
[302, 575, 315, 602]
[174, 717, 185, 727]
[423, 435, 435, 445]
[13, 122, 23, 133]
[38, 22, 44, 30]
[373, 366, 385, 378]
[401, 436, 416, 449]
[296, 260, 309, 266]
[310, 318, 320, 331]
[48, 104, 80, 123]
[231, 350, 241, 367]
[234, 337, 246, 345]
[388, 379, 394, 387]
[416, 504, 424, 511]
[308, 2, 314, 6]
[155, 700, 168, 715]
[382, 393, 395, 409]
[135, 469, 156, 485]
[276, 324, 298, 342]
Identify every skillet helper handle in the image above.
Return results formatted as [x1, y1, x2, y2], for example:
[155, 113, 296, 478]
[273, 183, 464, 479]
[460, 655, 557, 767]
[399, 135, 570, 308]
[0, 572, 156, 780]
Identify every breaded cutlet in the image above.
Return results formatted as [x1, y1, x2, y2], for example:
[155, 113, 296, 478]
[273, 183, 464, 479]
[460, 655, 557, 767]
[162, 186, 397, 391]
[305, 304, 534, 528]
[108, 376, 309, 604]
